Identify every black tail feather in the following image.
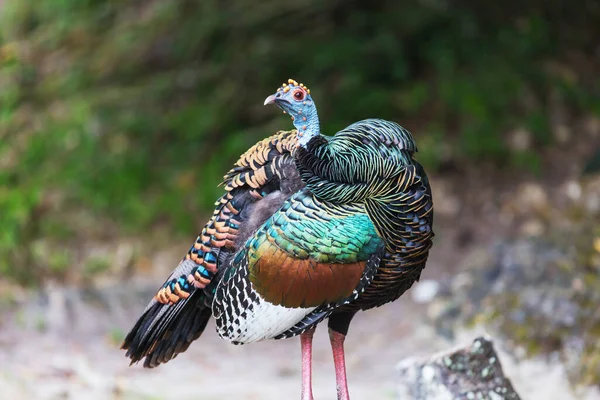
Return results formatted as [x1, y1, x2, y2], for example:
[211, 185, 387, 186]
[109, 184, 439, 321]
[122, 289, 212, 368]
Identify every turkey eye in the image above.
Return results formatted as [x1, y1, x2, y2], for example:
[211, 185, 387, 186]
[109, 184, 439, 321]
[293, 89, 305, 101]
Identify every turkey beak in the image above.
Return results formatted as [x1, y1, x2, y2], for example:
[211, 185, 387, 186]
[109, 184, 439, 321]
[264, 94, 277, 106]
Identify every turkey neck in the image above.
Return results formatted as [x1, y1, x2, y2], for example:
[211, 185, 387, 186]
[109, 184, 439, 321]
[289, 99, 338, 197]
[296, 116, 321, 148]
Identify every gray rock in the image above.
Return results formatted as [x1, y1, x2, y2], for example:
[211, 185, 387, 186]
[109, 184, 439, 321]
[397, 336, 521, 400]
[429, 236, 600, 387]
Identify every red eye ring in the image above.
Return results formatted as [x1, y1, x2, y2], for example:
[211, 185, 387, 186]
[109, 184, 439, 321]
[292, 89, 305, 101]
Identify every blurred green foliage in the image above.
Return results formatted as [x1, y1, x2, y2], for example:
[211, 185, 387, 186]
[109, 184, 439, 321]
[0, 0, 599, 283]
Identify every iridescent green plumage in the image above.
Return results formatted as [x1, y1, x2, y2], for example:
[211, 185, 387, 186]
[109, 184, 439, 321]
[294, 118, 434, 310]
[252, 193, 382, 263]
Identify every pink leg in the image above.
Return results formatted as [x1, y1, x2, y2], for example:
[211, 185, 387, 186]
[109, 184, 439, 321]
[300, 327, 316, 400]
[329, 328, 350, 400]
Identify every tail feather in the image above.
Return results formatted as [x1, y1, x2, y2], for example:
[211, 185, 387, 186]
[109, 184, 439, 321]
[122, 260, 215, 368]
[122, 290, 212, 368]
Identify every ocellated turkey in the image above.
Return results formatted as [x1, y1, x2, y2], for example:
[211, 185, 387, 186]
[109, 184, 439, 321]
[122, 79, 434, 400]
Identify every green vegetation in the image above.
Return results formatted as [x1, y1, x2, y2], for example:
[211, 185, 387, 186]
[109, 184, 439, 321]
[1, 0, 599, 283]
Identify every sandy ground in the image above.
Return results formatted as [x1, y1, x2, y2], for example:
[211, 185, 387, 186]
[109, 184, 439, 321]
[1, 271, 598, 400]
[0, 294, 437, 400]
[0, 279, 442, 400]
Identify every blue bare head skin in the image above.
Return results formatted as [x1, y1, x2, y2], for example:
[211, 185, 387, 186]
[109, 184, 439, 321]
[264, 79, 320, 147]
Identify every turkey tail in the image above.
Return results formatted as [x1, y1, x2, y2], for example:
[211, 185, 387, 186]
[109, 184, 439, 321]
[122, 260, 213, 368]
[122, 130, 301, 367]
